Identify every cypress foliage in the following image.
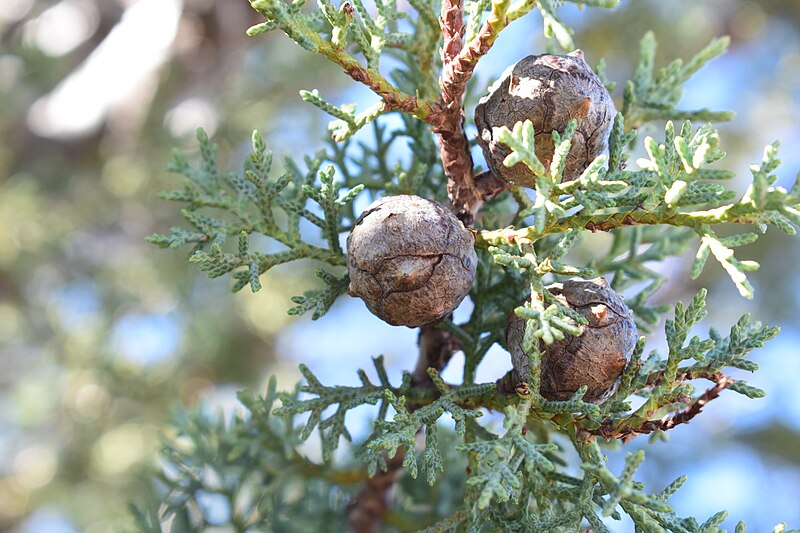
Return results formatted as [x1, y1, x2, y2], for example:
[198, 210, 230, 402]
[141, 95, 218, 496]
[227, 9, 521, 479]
[141, 1, 800, 531]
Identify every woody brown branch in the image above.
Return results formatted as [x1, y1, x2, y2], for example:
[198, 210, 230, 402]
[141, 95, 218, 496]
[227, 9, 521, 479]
[436, 0, 479, 222]
[412, 326, 461, 388]
[435, 0, 510, 222]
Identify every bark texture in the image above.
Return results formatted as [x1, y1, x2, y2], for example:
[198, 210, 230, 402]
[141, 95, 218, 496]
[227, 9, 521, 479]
[475, 50, 616, 187]
[347, 195, 477, 327]
[506, 277, 637, 403]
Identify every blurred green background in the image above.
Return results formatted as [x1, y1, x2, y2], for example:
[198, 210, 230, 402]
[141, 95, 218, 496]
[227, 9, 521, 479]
[1, 0, 799, 531]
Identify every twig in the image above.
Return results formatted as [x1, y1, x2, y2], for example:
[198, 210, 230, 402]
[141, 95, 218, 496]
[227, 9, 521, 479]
[444, 0, 521, 97]
[249, 1, 439, 121]
[599, 371, 735, 442]
[645, 368, 723, 387]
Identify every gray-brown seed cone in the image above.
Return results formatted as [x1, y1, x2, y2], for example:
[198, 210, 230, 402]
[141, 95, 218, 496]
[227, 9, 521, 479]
[506, 277, 637, 403]
[475, 50, 616, 187]
[347, 195, 477, 327]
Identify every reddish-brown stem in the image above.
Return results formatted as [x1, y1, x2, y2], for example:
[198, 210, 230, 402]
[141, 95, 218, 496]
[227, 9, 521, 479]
[435, 0, 478, 222]
[434, 0, 511, 222]
[599, 371, 736, 442]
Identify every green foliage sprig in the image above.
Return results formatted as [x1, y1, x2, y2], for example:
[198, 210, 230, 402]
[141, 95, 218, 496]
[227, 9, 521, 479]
[148, 113, 445, 318]
[623, 32, 735, 126]
[479, 119, 800, 301]
[131, 378, 363, 532]
[147, 129, 357, 303]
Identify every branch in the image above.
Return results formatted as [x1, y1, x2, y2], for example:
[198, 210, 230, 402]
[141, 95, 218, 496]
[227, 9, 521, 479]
[434, 0, 527, 221]
[249, 0, 438, 121]
[434, 0, 480, 222]
[476, 206, 792, 248]
[448, 0, 537, 92]
[599, 371, 735, 442]
[440, 0, 539, 114]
